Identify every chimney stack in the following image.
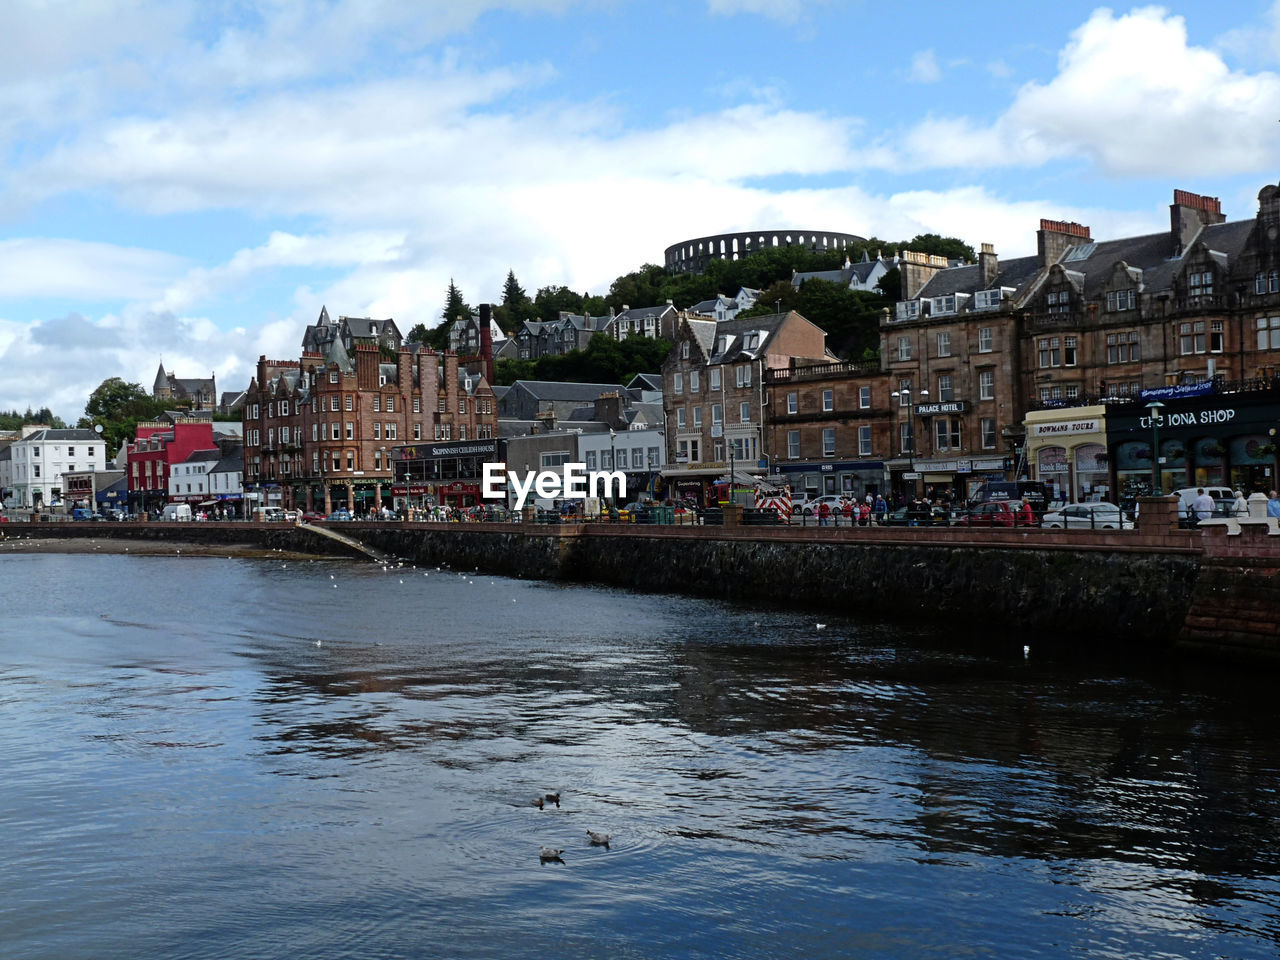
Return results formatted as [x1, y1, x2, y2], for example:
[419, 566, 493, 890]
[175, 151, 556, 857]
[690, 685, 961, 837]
[1037, 219, 1091, 267]
[478, 302, 495, 384]
[1171, 189, 1225, 255]
[979, 243, 999, 288]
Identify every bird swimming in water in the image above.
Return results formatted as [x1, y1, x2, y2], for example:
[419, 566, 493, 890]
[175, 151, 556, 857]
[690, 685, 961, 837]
[544, 792, 560, 806]
[586, 830, 610, 847]
[532, 797, 544, 809]
[539, 846, 564, 861]
[816, 623, 827, 630]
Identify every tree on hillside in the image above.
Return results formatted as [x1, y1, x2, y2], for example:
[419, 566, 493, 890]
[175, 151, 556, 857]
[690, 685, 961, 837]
[0, 407, 67, 431]
[533, 285, 586, 324]
[904, 233, 976, 263]
[494, 269, 538, 332]
[493, 334, 673, 387]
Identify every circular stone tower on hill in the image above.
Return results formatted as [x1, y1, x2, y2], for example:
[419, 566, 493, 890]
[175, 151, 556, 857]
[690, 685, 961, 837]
[664, 230, 865, 275]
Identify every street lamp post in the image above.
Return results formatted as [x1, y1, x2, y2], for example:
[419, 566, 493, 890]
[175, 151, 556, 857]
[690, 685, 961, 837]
[890, 385, 929, 498]
[609, 429, 617, 515]
[1145, 400, 1165, 494]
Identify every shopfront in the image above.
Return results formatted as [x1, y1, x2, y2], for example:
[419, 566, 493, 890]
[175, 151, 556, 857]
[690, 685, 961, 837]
[902, 456, 1007, 503]
[1024, 406, 1111, 504]
[777, 460, 885, 501]
[1107, 387, 1280, 500]
[391, 439, 501, 511]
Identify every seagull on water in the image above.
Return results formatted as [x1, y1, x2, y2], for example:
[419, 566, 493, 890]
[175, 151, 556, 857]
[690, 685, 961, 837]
[816, 623, 827, 630]
[586, 830, 611, 847]
[539, 846, 564, 861]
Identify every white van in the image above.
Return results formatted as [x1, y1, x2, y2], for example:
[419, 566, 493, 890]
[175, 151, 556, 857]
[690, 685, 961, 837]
[162, 503, 193, 522]
[1172, 486, 1234, 521]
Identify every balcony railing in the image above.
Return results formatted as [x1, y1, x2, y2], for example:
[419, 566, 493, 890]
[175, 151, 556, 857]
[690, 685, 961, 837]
[766, 359, 880, 383]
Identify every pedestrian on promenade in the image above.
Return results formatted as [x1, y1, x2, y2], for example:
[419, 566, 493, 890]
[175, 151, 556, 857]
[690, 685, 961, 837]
[842, 500, 854, 526]
[874, 494, 887, 524]
[818, 501, 831, 526]
[1233, 490, 1248, 517]
[1268, 490, 1280, 519]
[1018, 499, 1035, 527]
[1192, 488, 1215, 522]
[859, 501, 871, 526]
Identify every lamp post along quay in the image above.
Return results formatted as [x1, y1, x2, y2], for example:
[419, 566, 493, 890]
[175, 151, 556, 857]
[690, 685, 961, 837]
[891, 385, 928, 498]
[1145, 400, 1165, 495]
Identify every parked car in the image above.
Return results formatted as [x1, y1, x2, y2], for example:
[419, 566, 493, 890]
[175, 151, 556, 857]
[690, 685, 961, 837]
[954, 500, 1024, 527]
[617, 501, 649, 522]
[800, 495, 849, 517]
[1172, 486, 1235, 523]
[300, 511, 326, 522]
[1041, 502, 1134, 530]
[326, 509, 352, 521]
[880, 503, 952, 526]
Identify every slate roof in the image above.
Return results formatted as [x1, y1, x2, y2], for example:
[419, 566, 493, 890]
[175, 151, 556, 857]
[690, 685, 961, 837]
[180, 448, 223, 465]
[628, 373, 663, 392]
[21, 429, 100, 443]
[507, 380, 630, 401]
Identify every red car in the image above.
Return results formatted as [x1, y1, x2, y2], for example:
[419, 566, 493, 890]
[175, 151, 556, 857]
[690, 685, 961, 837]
[955, 500, 1021, 527]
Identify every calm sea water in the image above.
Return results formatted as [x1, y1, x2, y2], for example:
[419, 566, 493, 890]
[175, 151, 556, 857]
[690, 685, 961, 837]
[1, 551, 1278, 959]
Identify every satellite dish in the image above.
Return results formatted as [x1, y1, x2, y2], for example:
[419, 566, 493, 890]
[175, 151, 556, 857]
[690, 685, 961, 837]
[94, 424, 103, 434]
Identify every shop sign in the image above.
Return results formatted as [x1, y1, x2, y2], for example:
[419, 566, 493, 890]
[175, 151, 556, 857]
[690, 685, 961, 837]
[902, 471, 922, 479]
[1032, 419, 1098, 436]
[391, 484, 431, 496]
[915, 401, 967, 415]
[955, 459, 972, 474]
[1140, 408, 1236, 428]
[1139, 382, 1215, 401]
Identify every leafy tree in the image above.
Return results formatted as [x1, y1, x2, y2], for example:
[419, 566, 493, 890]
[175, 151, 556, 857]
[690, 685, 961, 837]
[405, 322, 430, 344]
[442, 278, 470, 325]
[533, 285, 586, 324]
[493, 335, 673, 387]
[905, 233, 976, 263]
[0, 407, 66, 430]
[78, 377, 169, 452]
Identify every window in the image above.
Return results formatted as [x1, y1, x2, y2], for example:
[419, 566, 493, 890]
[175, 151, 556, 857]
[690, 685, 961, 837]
[740, 401, 750, 423]
[345, 421, 354, 440]
[386, 397, 394, 412]
[1257, 316, 1280, 350]
[541, 451, 571, 468]
[981, 418, 996, 449]
[330, 396, 339, 411]
[822, 389, 833, 412]
[858, 425, 871, 457]
[936, 331, 951, 357]
[1107, 331, 1141, 363]
[898, 379, 911, 406]
[975, 289, 1002, 311]
[710, 369, 721, 390]
[459, 426, 467, 441]
[897, 336, 912, 361]
[329, 371, 338, 383]
[586, 451, 597, 470]
[934, 418, 962, 451]
[677, 408, 686, 429]
[681, 341, 690, 359]
[413, 397, 420, 413]
[822, 428, 835, 457]
[439, 397, 446, 413]
[674, 372, 683, 395]
[413, 424, 421, 440]
[1188, 269, 1214, 298]
[312, 424, 319, 442]
[1064, 336, 1077, 367]
[711, 403, 722, 424]
[859, 386, 870, 409]
[374, 396, 381, 411]
[1065, 385, 1079, 400]
[374, 422, 382, 439]
[1047, 289, 1069, 314]
[1038, 337, 1061, 368]
[1180, 321, 1206, 355]
[459, 398, 467, 414]
[648, 447, 659, 468]
[693, 407, 702, 428]
[346, 452, 355, 471]
[937, 375, 952, 402]
[899, 422, 912, 454]
[979, 370, 994, 400]
[1106, 289, 1136, 312]
[788, 430, 800, 459]
[787, 391, 797, 414]
[930, 295, 959, 316]
[330, 423, 340, 440]
[978, 327, 993, 353]
[1210, 319, 1224, 353]
[386, 423, 397, 440]
[345, 396, 353, 411]
[690, 371, 700, 392]
[896, 300, 921, 321]
[736, 365, 752, 387]
[632, 449, 644, 469]
[67, 446, 75, 456]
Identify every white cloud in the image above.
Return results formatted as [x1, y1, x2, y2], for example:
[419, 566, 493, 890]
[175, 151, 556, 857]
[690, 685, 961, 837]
[893, 6, 1280, 175]
[0, 239, 186, 300]
[908, 49, 941, 84]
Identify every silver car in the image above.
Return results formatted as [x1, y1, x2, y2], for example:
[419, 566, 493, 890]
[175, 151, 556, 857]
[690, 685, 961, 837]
[1041, 502, 1133, 530]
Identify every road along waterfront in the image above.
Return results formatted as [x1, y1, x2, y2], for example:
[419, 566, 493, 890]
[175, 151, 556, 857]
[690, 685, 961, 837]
[2, 553, 1279, 959]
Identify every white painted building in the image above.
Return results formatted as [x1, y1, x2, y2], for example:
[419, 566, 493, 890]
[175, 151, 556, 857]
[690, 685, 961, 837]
[6, 427, 106, 507]
[168, 448, 222, 503]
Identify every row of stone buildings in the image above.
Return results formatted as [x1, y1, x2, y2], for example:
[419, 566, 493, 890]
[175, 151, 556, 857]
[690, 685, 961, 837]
[659, 183, 1280, 505]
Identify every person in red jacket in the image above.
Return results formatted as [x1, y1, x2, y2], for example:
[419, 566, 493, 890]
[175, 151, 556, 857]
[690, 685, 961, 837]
[818, 501, 831, 526]
[1018, 499, 1035, 527]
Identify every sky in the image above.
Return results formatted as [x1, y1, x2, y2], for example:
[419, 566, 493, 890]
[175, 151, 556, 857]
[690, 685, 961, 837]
[4, 0, 1280, 425]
